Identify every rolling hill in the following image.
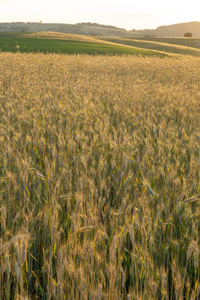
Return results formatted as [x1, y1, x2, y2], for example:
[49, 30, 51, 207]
[0, 31, 167, 56]
[131, 21, 200, 37]
[99, 36, 200, 56]
[1, 21, 200, 37]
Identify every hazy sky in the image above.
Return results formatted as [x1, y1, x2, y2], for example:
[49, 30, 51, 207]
[1, 0, 200, 30]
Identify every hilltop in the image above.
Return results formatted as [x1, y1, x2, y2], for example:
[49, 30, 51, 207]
[1, 21, 200, 37]
[132, 21, 200, 37]
[0, 22, 130, 37]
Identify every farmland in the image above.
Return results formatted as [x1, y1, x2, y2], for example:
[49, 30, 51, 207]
[100, 37, 200, 56]
[0, 32, 165, 56]
[0, 48, 200, 299]
[1, 31, 200, 56]
[130, 37, 200, 50]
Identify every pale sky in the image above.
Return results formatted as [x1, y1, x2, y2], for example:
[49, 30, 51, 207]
[0, 0, 200, 30]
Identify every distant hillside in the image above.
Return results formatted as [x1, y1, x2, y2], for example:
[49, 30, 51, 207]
[130, 22, 200, 37]
[0, 22, 131, 37]
[76, 22, 126, 31]
[155, 22, 200, 37]
[1, 21, 200, 37]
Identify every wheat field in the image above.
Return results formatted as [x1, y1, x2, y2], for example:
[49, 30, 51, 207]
[0, 53, 199, 299]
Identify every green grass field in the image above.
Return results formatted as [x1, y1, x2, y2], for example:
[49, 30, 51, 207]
[0, 31, 29, 37]
[1, 31, 200, 56]
[0, 34, 165, 56]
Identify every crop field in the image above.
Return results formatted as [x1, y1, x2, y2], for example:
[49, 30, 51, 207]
[0, 32, 165, 56]
[131, 37, 200, 50]
[1, 31, 200, 57]
[100, 37, 200, 56]
[0, 52, 200, 299]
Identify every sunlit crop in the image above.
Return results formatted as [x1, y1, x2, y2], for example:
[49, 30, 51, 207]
[0, 53, 199, 299]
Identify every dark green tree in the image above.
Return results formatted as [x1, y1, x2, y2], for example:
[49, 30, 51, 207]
[184, 32, 193, 37]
